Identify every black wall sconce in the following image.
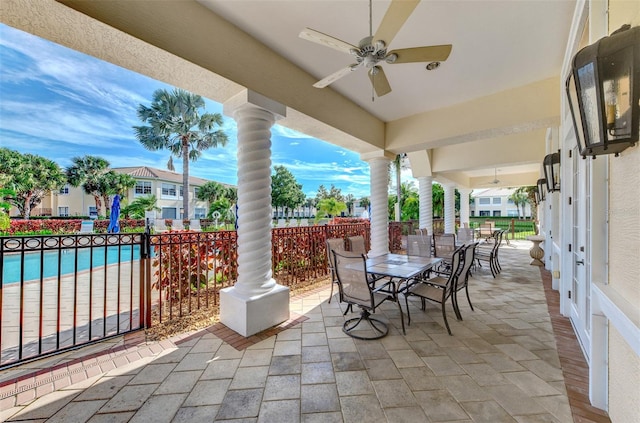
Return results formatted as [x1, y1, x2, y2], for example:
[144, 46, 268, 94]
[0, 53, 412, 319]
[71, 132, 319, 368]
[566, 25, 639, 159]
[536, 178, 547, 202]
[543, 152, 560, 192]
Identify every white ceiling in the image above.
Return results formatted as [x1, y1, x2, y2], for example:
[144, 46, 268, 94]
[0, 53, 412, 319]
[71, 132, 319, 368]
[198, 0, 575, 122]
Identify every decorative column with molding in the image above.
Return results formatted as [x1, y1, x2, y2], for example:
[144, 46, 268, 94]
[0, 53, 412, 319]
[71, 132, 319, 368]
[220, 90, 289, 337]
[443, 183, 456, 234]
[417, 176, 433, 233]
[458, 188, 471, 228]
[362, 152, 394, 257]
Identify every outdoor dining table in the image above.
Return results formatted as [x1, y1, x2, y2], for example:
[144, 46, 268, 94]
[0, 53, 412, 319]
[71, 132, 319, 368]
[365, 253, 443, 334]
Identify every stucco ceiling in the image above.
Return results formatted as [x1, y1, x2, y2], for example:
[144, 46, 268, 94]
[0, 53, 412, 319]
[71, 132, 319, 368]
[198, 0, 574, 122]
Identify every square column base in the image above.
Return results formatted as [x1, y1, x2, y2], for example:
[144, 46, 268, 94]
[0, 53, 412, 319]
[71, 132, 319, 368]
[220, 284, 290, 337]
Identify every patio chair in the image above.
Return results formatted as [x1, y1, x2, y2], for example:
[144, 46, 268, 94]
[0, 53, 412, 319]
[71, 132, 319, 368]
[298, 218, 309, 227]
[475, 229, 504, 277]
[276, 218, 287, 228]
[452, 242, 479, 320]
[457, 227, 474, 244]
[78, 220, 94, 234]
[347, 235, 367, 256]
[406, 234, 433, 281]
[402, 245, 465, 335]
[171, 219, 185, 231]
[189, 219, 202, 231]
[333, 250, 397, 340]
[326, 238, 347, 306]
[477, 223, 495, 241]
[432, 233, 456, 274]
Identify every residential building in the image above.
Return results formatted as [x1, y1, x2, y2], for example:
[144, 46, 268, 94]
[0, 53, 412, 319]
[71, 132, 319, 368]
[29, 166, 233, 220]
[471, 187, 532, 218]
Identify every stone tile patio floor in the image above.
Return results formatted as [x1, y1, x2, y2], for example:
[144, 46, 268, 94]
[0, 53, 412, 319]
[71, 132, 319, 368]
[0, 241, 610, 422]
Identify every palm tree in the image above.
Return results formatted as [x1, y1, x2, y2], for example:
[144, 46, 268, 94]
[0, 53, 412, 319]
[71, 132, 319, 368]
[345, 194, 355, 216]
[66, 155, 110, 217]
[134, 88, 228, 219]
[509, 189, 529, 219]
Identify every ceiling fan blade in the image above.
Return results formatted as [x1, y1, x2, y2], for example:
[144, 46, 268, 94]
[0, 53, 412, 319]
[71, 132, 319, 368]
[373, 0, 420, 47]
[368, 66, 392, 97]
[313, 64, 359, 88]
[387, 45, 452, 64]
[299, 28, 357, 54]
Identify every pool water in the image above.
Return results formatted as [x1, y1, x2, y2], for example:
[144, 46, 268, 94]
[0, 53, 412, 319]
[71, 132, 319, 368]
[2, 245, 141, 285]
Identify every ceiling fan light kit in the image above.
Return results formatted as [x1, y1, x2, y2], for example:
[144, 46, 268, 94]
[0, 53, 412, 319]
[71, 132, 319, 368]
[299, 0, 452, 98]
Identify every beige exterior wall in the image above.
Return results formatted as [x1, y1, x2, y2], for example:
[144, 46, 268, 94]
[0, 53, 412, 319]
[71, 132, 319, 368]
[606, 1, 640, 421]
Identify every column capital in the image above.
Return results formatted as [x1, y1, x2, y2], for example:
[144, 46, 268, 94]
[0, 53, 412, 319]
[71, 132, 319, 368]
[360, 150, 396, 162]
[223, 89, 286, 120]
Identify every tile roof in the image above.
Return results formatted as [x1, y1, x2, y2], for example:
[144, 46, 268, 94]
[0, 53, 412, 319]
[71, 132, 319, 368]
[113, 166, 233, 187]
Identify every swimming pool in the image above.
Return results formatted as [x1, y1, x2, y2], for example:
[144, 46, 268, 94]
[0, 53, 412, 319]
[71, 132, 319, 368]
[2, 245, 141, 285]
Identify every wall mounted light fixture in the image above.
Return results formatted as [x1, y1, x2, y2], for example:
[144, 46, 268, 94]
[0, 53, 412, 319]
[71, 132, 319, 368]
[543, 152, 560, 193]
[566, 25, 639, 158]
[536, 178, 547, 203]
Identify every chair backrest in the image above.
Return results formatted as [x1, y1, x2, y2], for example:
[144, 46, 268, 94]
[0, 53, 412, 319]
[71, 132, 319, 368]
[299, 219, 309, 227]
[407, 234, 432, 257]
[433, 233, 456, 258]
[189, 219, 202, 231]
[458, 242, 479, 289]
[276, 219, 287, 228]
[326, 238, 346, 276]
[347, 235, 366, 255]
[415, 228, 429, 237]
[171, 219, 184, 231]
[478, 223, 493, 238]
[154, 219, 168, 232]
[443, 246, 465, 297]
[457, 227, 474, 243]
[78, 220, 94, 234]
[333, 250, 373, 308]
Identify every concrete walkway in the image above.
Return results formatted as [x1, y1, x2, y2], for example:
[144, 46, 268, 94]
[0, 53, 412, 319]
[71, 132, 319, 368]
[1, 241, 588, 422]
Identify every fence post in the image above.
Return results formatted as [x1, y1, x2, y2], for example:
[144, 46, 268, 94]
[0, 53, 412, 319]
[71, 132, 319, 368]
[141, 225, 152, 328]
[510, 218, 515, 240]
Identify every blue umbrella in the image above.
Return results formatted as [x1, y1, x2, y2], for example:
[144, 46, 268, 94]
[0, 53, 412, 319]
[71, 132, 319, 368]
[107, 194, 121, 233]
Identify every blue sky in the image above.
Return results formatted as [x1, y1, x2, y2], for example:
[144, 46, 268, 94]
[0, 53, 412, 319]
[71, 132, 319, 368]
[0, 24, 380, 199]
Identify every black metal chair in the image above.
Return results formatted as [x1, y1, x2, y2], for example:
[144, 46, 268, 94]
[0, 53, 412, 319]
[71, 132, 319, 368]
[475, 229, 504, 277]
[402, 245, 465, 335]
[333, 250, 396, 340]
[452, 242, 479, 320]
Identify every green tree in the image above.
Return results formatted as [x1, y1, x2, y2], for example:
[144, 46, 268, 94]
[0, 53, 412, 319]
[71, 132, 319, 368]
[98, 171, 136, 217]
[317, 198, 346, 220]
[328, 184, 344, 202]
[121, 195, 160, 219]
[65, 155, 111, 217]
[209, 197, 232, 221]
[509, 189, 529, 219]
[315, 185, 329, 203]
[271, 165, 305, 219]
[402, 196, 420, 221]
[359, 196, 370, 215]
[196, 181, 228, 203]
[345, 194, 355, 216]
[134, 88, 228, 219]
[0, 148, 66, 219]
[432, 183, 444, 218]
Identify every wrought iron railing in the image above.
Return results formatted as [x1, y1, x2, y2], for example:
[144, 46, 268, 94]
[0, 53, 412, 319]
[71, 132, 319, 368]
[0, 233, 145, 369]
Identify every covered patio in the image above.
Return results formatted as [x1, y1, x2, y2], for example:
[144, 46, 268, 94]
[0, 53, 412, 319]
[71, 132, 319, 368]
[1, 242, 609, 422]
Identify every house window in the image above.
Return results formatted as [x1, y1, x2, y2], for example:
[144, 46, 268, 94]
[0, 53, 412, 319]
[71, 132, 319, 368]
[492, 211, 501, 217]
[88, 206, 98, 219]
[179, 185, 184, 199]
[507, 210, 519, 217]
[479, 198, 490, 205]
[507, 198, 514, 204]
[162, 183, 177, 198]
[161, 207, 177, 219]
[492, 197, 502, 205]
[135, 181, 152, 195]
[59, 185, 70, 195]
[194, 208, 206, 219]
[479, 210, 490, 216]
[180, 208, 184, 219]
[194, 187, 200, 198]
[58, 206, 69, 217]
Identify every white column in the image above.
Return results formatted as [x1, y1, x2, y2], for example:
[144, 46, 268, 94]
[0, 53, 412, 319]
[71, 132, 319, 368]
[418, 176, 433, 232]
[443, 183, 456, 234]
[367, 157, 391, 257]
[458, 188, 471, 228]
[220, 90, 289, 337]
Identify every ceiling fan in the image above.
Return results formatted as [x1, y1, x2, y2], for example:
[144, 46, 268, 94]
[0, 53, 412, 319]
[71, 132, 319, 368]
[483, 168, 501, 185]
[299, 0, 452, 98]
